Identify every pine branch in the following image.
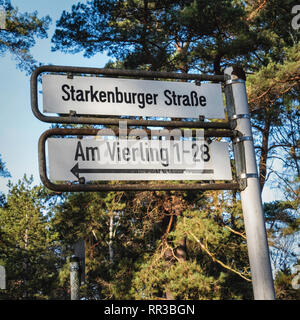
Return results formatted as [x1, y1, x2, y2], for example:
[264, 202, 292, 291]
[184, 217, 251, 282]
[246, 0, 267, 22]
[223, 224, 247, 240]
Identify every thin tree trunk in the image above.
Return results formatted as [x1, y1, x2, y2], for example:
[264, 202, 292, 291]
[109, 214, 114, 264]
[24, 211, 29, 299]
[259, 117, 271, 191]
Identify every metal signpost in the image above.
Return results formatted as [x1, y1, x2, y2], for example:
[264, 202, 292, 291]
[224, 67, 275, 300]
[70, 256, 80, 301]
[0, 265, 6, 290]
[69, 240, 85, 300]
[30, 65, 275, 300]
[72, 239, 85, 286]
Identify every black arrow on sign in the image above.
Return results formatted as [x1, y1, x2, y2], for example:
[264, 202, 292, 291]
[71, 163, 214, 179]
[71, 163, 116, 179]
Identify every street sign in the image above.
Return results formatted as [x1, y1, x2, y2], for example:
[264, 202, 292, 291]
[47, 137, 232, 182]
[32, 65, 277, 299]
[42, 74, 225, 119]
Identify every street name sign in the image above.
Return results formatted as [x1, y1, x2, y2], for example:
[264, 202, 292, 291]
[47, 138, 232, 182]
[33, 66, 277, 300]
[42, 74, 225, 119]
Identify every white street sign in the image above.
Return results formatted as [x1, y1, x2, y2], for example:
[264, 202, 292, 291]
[47, 138, 232, 181]
[42, 74, 225, 119]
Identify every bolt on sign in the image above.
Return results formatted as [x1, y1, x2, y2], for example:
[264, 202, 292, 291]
[42, 74, 225, 119]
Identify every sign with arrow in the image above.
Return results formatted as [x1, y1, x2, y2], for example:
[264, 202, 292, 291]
[47, 137, 232, 181]
[42, 74, 225, 119]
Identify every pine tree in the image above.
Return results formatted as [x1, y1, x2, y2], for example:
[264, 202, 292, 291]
[0, 175, 62, 299]
[0, 0, 51, 74]
[0, 154, 10, 179]
[50, 0, 300, 299]
[0, 154, 10, 207]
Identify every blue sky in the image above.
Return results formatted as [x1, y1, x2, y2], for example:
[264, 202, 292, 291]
[0, 0, 109, 195]
[0, 0, 282, 202]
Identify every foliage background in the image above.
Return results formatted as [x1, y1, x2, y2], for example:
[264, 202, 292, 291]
[0, 0, 299, 300]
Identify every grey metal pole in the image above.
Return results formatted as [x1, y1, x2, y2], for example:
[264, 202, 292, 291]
[70, 256, 81, 300]
[224, 66, 276, 300]
[0, 265, 6, 290]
